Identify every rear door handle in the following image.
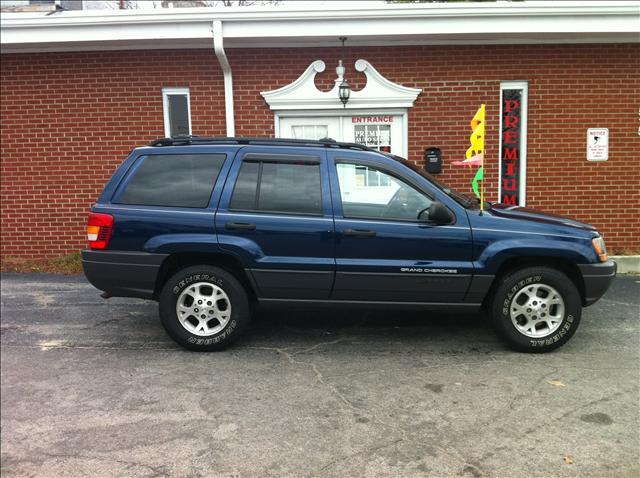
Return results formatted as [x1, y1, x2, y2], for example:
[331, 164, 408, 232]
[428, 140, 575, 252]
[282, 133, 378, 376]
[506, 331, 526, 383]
[225, 222, 256, 231]
[343, 228, 377, 237]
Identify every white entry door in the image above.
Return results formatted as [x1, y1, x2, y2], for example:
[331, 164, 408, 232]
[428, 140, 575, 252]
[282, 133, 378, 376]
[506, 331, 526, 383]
[279, 117, 341, 141]
[278, 114, 405, 156]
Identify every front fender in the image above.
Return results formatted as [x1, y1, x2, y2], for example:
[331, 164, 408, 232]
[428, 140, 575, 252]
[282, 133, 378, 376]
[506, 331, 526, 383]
[475, 236, 597, 274]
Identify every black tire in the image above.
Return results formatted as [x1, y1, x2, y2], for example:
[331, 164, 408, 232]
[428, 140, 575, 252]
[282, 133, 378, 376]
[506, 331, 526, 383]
[490, 266, 582, 353]
[159, 265, 251, 351]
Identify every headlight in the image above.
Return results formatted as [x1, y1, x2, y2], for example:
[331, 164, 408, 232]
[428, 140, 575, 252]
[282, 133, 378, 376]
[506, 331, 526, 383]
[592, 236, 608, 262]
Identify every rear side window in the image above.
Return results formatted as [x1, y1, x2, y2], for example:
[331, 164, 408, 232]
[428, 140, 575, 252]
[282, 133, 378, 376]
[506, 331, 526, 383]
[117, 154, 225, 208]
[229, 161, 260, 211]
[230, 160, 322, 215]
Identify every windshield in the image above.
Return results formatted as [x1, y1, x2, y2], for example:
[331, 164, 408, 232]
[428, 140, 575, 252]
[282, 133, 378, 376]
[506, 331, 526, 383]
[387, 154, 478, 209]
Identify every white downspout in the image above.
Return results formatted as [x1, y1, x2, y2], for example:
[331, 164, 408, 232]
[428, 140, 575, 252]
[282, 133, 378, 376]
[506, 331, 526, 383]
[212, 20, 235, 137]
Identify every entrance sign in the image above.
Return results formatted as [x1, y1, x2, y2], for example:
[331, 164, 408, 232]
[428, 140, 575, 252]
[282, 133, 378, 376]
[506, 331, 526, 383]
[587, 128, 609, 161]
[352, 116, 394, 123]
[499, 81, 528, 206]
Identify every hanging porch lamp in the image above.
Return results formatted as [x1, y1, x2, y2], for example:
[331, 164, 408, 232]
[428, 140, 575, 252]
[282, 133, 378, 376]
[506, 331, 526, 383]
[337, 37, 351, 108]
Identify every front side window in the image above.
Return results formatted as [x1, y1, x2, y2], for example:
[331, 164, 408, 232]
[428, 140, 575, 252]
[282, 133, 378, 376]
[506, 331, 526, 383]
[336, 163, 431, 221]
[230, 160, 322, 215]
[117, 154, 225, 208]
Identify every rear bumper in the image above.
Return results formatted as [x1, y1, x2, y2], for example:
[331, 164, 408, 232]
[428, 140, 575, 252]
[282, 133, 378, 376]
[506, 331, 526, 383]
[579, 260, 617, 306]
[82, 249, 168, 300]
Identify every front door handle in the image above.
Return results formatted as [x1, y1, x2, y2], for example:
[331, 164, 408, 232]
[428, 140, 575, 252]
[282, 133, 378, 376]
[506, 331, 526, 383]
[343, 228, 377, 237]
[225, 222, 256, 231]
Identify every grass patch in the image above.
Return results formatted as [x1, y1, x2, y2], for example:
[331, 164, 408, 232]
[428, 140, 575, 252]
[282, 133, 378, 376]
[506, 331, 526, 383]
[1, 251, 83, 275]
[610, 249, 640, 256]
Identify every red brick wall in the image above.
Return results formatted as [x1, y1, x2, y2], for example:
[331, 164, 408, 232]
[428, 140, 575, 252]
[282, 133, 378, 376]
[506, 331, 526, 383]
[1, 44, 639, 258]
[1, 50, 226, 258]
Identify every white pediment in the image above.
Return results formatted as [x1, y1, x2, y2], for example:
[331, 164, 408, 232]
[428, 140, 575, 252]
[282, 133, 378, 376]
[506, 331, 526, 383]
[261, 59, 421, 110]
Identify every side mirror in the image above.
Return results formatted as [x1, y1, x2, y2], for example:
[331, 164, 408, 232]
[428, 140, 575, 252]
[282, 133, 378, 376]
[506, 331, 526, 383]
[424, 201, 455, 225]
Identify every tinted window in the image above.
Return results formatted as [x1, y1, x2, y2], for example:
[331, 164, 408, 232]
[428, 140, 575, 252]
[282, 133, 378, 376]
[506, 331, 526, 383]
[230, 160, 322, 215]
[167, 94, 190, 136]
[229, 161, 259, 210]
[118, 154, 225, 208]
[336, 163, 431, 221]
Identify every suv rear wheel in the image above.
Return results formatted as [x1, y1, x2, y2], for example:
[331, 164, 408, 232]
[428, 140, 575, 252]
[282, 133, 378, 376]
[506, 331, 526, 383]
[490, 266, 582, 353]
[159, 265, 250, 351]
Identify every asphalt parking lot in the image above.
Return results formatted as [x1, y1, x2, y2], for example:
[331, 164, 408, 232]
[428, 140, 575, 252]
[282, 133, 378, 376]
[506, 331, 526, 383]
[1, 273, 638, 478]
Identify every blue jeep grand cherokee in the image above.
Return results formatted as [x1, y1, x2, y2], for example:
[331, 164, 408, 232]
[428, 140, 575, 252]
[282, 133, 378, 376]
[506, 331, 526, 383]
[82, 137, 616, 352]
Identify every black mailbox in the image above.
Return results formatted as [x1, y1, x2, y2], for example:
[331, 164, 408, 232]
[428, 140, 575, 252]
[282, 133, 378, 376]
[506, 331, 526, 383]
[424, 147, 442, 174]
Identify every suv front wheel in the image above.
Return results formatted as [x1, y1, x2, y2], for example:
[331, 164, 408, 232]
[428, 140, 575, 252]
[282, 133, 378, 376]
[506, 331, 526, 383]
[490, 266, 582, 353]
[159, 265, 251, 351]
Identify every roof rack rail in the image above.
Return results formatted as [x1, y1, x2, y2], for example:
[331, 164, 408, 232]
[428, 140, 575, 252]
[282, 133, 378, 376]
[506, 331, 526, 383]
[147, 135, 381, 154]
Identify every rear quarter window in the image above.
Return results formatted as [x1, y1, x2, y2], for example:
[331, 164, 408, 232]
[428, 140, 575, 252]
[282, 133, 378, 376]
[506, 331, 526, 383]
[116, 154, 226, 208]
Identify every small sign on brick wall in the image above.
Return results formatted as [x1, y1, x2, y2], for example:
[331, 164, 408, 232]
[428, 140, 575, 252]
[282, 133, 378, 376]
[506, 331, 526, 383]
[587, 128, 609, 161]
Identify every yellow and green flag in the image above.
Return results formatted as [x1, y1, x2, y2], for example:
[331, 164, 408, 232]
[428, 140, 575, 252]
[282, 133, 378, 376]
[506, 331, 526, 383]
[452, 104, 485, 206]
[466, 104, 485, 162]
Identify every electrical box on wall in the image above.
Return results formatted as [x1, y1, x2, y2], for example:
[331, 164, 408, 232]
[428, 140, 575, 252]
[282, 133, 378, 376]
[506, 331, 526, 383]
[424, 147, 442, 174]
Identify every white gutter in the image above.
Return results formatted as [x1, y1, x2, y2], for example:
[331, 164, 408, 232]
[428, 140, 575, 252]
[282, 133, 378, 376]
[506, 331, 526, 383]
[1, 1, 639, 53]
[212, 20, 234, 137]
[2, 2, 639, 24]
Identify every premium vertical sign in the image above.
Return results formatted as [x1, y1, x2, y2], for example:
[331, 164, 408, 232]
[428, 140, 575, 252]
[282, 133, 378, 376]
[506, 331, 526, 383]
[500, 89, 523, 205]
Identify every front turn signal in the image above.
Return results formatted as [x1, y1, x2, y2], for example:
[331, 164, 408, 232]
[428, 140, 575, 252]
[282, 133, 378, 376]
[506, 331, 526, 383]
[592, 236, 608, 262]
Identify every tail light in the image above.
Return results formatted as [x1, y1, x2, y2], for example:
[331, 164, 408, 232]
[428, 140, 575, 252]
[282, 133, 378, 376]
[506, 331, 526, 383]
[87, 212, 114, 249]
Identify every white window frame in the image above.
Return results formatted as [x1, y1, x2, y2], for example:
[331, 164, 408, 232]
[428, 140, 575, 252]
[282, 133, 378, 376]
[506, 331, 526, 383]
[498, 81, 528, 206]
[162, 87, 192, 137]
